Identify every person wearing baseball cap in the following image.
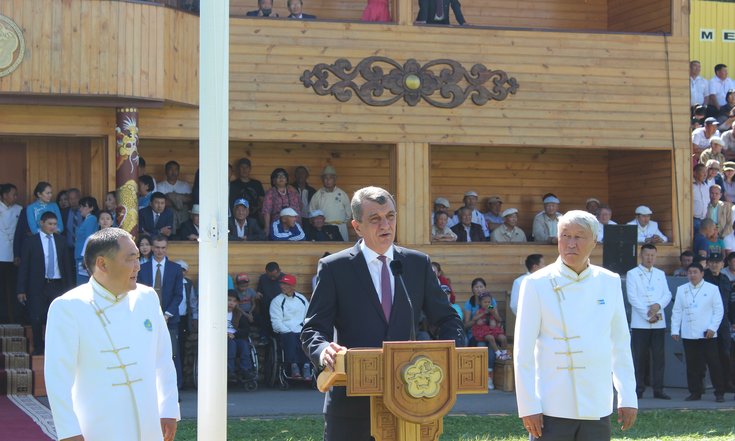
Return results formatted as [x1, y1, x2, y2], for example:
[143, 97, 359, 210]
[269, 207, 306, 241]
[490, 208, 527, 243]
[305, 210, 342, 242]
[483, 196, 504, 231]
[700, 136, 726, 167]
[229, 158, 265, 218]
[626, 206, 668, 244]
[532, 193, 562, 244]
[308, 165, 352, 242]
[431, 197, 455, 228]
[269, 274, 312, 380]
[691, 117, 721, 154]
[453, 191, 490, 239]
[234, 273, 259, 315]
[228, 198, 266, 241]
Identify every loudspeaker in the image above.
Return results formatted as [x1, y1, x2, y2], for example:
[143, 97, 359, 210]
[602, 224, 638, 275]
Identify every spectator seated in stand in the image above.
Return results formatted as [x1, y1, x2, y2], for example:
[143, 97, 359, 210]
[431, 211, 457, 242]
[673, 251, 694, 277]
[471, 292, 510, 361]
[585, 197, 601, 215]
[176, 204, 200, 241]
[451, 207, 485, 242]
[692, 118, 721, 158]
[227, 290, 256, 382]
[261, 168, 303, 233]
[626, 205, 668, 244]
[717, 89, 735, 125]
[104, 191, 117, 213]
[157, 160, 193, 230]
[228, 198, 266, 241]
[706, 185, 734, 248]
[286, 0, 316, 19]
[139, 192, 174, 237]
[691, 105, 707, 130]
[694, 219, 726, 258]
[138, 175, 156, 210]
[269, 208, 306, 241]
[483, 196, 504, 232]
[431, 197, 454, 227]
[700, 136, 726, 167]
[532, 194, 561, 244]
[56, 190, 69, 211]
[490, 208, 526, 243]
[708, 64, 735, 115]
[246, 0, 279, 17]
[229, 158, 266, 222]
[416, 0, 466, 25]
[304, 210, 342, 242]
[452, 191, 490, 239]
[269, 274, 311, 380]
[705, 159, 724, 188]
[595, 204, 617, 243]
[722, 162, 735, 202]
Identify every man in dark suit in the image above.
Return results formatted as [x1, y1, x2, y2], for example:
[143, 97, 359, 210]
[451, 207, 485, 242]
[176, 204, 200, 241]
[139, 192, 174, 237]
[301, 186, 464, 441]
[246, 0, 279, 17]
[137, 235, 184, 388]
[416, 0, 466, 25]
[17, 212, 72, 354]
[228, 199, 266, 241]
[304, 210, 342, 242]
[287, 0, 316, 19]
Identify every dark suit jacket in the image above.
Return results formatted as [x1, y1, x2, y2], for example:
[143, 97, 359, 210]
[417, 0, 465, 25]
[451, 222, 485, 242]
[288, 13, 316, 19]
[138, 258, 183, 325]
[245, 10, 279, 17]
[17, 233, 73, 296]
[176, 220, 199, 241]
[301, 241, 464, 419]
[139, 206, 174, 237]
[228, 217, 266, 241]
[304, 223, 342, 242]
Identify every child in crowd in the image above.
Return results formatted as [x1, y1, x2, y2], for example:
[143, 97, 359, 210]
[227, 290, 256, 382]
[471, 292, 509, 361]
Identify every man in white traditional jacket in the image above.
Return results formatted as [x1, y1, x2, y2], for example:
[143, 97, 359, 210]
[514, 210, 637, 441]
[671, 262, 726, 402]
[626, 205, 668, 244]
[625, 243, 672, 399]
[45, 228, 180, 441]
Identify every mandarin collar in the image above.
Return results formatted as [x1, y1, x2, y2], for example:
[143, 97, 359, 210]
[555, 256, 592, 281]
[90, 277, 128, 304]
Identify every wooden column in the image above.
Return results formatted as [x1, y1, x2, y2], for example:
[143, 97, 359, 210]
[396, 0, 413, 25]
[395, 142, 430, 245]
[114, 108, 140, 238]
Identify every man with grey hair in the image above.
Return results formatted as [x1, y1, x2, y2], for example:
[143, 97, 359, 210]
[515, 210, 637, 441]
[302, 186, 464, 441]
[45, 228, 179, 441]
[308, 166, 352, 241]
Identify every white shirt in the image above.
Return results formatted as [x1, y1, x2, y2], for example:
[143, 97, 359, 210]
[40, 233, 61, 279]
[708, 76, 735, 107]
[509, 272, 529, 316]
[691, 75, 709, 107]
[626, 219, 668, 243]
[691, 127, 721, 150]
[596, 220, 617, 243]
[671, 281, 723, 339]
[693, 180, 712, 219]
[152, 257, 167, 282]
[269, 292, 309, 333]
[156, 180, 192, 195]
[532, 211, 561, 243]
[0, 201, 21, 262]
[235, 219, 248, 238]
[514, 258, 637, 420]
[226, 311, 236, 334]
[625, 265, 672, 329]
[722, 130, 735, 151]
[361, 241, 395, 304]
[45, 278, 179, 440]
[179, 279, 189, 317]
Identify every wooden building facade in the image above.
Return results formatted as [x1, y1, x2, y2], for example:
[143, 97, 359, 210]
[0, 0, 691, 301]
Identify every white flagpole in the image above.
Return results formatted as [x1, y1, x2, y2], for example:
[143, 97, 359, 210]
[198, 0, 229, 439]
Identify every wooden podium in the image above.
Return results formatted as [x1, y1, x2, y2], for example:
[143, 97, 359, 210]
[317, 341, 488, 441]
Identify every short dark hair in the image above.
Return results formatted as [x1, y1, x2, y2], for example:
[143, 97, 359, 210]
[40, 211, 57, 222]
[227, 289, 239, 299]
[471, 277, 486, 289]
[33, 181, 52, 199]
[434, 211, 449, 222]
[150, 191, 166, 202]
[67, 188, 81, 197]
[680, 250, 694, 258]
[0, 183, 16, 197]
[265, 261, 280, 272]
[151, 234, 168, 244]
[79, 196, 100, 216]
[138, 175, 155, 192]
[715, 63, 727, 74]
[640, 243, 657, 253]
[694, 163, 706, 172]
[237, 158, 252, 168]
[726, 252, 735, 264]
[524, 254, 543, 271]
[138, 156, 146, 168]
[165, 161, 180, 172]
[84, 228, 133, 273]
[687, 262, 704, 272]
[56, 190, 68, 204]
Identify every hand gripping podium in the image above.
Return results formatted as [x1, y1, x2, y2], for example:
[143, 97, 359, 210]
[317, 341, 488, 441]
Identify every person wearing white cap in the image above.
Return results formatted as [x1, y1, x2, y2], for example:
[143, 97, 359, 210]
[532, 194, 562, 244]
[304, 210, 342, 241]
[626, 206, 667, 244]
[308, 165, 352, 242]
[595, 205, 617, 243]
[452, 191, 490, 239]
[431, 197, 456, 228]
[691, 117, 721, 154]
[269, 207, 306, 241]
[483, 196, 504, 231]
[705, 185, 734, 245]
[490, 208, 527, 243]
[176, 204, 200, 241]
[585, 198, 601, 215]
[700, 136, 726, 167]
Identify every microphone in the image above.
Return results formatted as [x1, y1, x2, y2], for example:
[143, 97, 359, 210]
[389, 260, 416, 341]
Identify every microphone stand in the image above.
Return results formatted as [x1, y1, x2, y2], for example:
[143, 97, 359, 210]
[390, 261, 416, 341]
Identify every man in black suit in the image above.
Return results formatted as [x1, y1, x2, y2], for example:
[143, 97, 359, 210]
[228, 199, 266, 241]
[17, 212, 72, 354]
[301, 186, 464, 441]
[139, 192, 174, 237]
[246, 0, 279, 17]
[416, 0, 466, 25]
[287, 0, 316, 19]
[451, 207, 485, 242]
[304, 210, 342, 242]
[176, 204, 200, 241]
[137, 235, 184, 388]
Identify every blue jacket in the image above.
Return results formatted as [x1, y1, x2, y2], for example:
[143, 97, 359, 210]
[138, 258, 183, 324]
[74, 215, 98, 259]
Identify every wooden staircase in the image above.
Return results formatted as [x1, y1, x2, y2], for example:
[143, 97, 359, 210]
[0, 325, 33, 395]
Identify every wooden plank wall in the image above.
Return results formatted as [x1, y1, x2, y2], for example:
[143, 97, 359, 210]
[165, 242, 684, 302]
[608, 149, 674, 242]
[608, 0, 672, 34]
[430, 146, 610, 234]
[163, 9, 199, 105]
[0, 0, 162, 99]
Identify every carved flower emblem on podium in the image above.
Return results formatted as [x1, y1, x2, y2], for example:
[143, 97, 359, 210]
[402, 356, 444, 398]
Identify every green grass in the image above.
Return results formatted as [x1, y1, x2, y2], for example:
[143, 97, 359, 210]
[175, 409, 735, 440]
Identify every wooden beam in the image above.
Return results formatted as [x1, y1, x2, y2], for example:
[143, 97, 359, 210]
[395, 142, 430, 245]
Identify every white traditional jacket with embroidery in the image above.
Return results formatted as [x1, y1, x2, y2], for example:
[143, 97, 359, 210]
[625, 265, 672, 329]
[45, 278, 180, 441]
[514, 258, 637, 420]
[671, 281, 723, 339]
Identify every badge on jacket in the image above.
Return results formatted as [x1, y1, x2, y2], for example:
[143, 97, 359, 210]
[144, 319, 153, 331]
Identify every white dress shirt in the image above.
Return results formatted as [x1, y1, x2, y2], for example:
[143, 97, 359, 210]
[40, 233, 61, 279]
[693, 181, 712, 219]
[596, 220, 617, 243]
[0, 201, 21, 262]
[45, 278, 179, 440]
[361, 241, 395, 304]
[625, 265, 672, 329]
[671, 281, 724, 339]
[626, 219, 668, 243]
[692, 127, 721, 150]
[509, 272, 529, 316]
[156, 180, 192, 195]
[514, 258, 637, 420]
[708, 76, 735, 107]
[691, 75, 709, 107]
